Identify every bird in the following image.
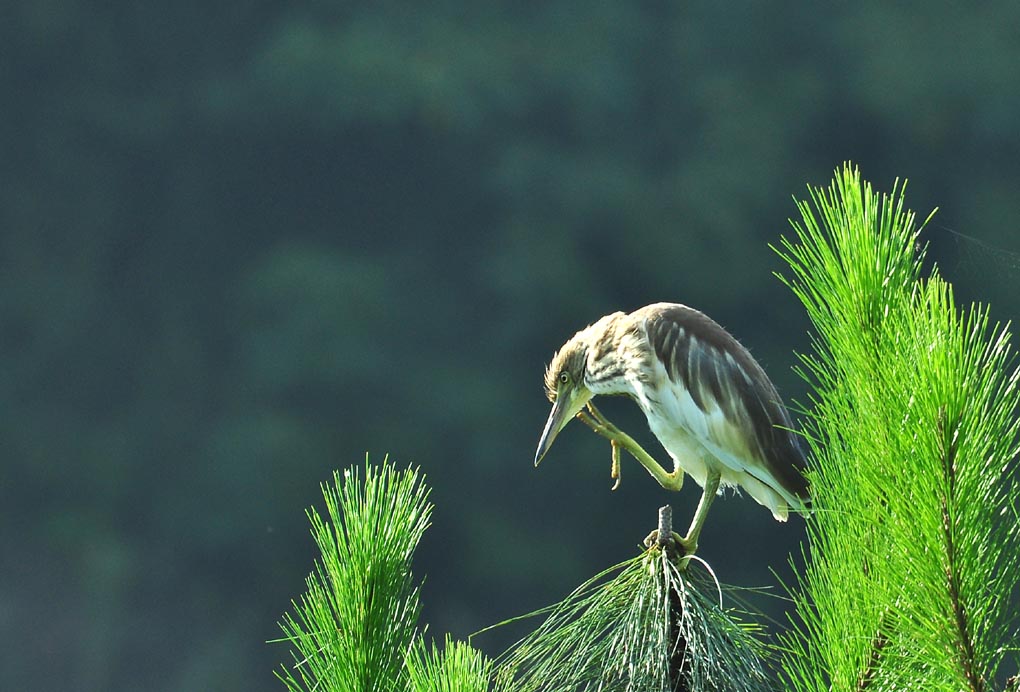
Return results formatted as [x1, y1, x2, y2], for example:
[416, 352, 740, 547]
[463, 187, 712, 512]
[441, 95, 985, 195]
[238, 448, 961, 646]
[534, 302, 810, 554]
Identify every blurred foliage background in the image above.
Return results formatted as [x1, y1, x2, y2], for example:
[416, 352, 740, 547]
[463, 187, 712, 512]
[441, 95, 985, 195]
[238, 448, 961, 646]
[3, 2, 1020, 690]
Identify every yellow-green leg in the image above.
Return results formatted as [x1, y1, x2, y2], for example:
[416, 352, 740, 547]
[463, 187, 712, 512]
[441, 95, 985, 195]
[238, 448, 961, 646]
[678, 469, 721, 554]
[578, 401, 721, 556]
[576, 402, 684, 492]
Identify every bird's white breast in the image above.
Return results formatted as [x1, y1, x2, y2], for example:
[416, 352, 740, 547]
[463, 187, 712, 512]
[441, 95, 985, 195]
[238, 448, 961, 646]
[633, 371, 721, 488]
[632, 359, 768, 479]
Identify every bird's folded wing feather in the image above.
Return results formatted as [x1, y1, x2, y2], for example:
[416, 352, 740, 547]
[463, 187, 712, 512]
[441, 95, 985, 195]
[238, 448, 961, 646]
[641, 305, 810, 502]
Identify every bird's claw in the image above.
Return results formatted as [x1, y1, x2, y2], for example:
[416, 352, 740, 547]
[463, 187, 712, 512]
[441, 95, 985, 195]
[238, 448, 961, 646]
[584, 401, 620, 434]
[610, 441, 621, 491]
[577, 403, 625, 490]
[575, 402, 624, 442]
[643, 529, 696, 556]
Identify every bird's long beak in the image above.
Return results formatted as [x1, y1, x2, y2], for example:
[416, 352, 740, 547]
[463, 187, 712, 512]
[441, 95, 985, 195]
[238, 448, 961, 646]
[534, 390, 591, 467]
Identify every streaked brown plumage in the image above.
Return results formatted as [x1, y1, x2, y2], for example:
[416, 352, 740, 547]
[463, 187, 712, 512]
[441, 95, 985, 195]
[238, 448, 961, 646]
[536, 302, 810, 552]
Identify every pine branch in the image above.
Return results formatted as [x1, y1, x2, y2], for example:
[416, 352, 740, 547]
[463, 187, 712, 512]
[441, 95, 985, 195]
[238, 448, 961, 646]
[273, 458, 432, 692]
[855, 610, 888, 692]
[938, 408, 985, 692]
[492, 506, 772, 692]
[774, 164, 1020, 691]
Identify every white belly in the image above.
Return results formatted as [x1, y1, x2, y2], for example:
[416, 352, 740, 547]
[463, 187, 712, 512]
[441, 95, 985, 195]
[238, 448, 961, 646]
[639, 391, 793, 520]
[646, 415, 724, 489]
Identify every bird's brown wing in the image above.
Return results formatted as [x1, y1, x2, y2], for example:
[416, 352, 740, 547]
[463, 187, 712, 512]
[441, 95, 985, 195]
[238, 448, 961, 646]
[640, 303, 811, 505]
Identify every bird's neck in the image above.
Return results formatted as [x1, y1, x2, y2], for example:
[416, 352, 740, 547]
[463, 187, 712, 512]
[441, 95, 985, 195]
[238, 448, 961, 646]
[583, 319, 649, 400]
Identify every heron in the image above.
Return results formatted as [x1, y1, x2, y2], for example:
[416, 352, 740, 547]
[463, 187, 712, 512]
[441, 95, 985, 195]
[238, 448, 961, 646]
[535, 302, 810, 554]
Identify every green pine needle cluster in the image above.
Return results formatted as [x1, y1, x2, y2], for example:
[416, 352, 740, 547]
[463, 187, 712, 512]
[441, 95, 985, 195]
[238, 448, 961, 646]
[493, 548, 772, 692]
[274, 459, 489, 692]
[774, 165, 1020, 690]
[406, 635, 492, 692]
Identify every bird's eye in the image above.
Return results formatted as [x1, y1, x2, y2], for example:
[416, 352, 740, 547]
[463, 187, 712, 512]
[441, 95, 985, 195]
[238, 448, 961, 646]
[558, 371, 570, 385]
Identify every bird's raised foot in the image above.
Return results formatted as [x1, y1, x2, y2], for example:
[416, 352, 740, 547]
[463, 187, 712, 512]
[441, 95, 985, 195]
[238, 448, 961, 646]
[576, 401, 685, 493]
[576, 401, 625, 439]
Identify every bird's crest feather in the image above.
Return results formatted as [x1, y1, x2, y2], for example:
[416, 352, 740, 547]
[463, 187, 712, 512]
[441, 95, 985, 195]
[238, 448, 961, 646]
[543, 340, 587, 402]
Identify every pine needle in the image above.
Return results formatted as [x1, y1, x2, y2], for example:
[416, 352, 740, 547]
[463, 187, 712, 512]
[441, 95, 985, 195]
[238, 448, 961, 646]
[273, 458, 432, 692]
[493, 546, 773, 692]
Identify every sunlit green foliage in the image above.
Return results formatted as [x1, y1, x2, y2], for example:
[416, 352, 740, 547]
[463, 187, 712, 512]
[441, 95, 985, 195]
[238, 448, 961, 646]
[274, 460, 494, 692]
[275, 461, 432, 692]
[405, 635, 491, 692]
[775, 166, 1020, 690]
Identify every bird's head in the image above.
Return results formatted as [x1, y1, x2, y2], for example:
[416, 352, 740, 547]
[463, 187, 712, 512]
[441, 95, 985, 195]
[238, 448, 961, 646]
[535, 337, 594, 467]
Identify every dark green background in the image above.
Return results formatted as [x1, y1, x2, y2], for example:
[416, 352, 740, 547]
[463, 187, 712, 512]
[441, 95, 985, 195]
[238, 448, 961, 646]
[4, 3, 1019, 690]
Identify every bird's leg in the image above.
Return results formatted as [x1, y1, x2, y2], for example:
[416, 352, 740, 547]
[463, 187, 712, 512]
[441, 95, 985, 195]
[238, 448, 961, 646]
[675, 469, 721, 555]
[576, 402, 684, 492]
